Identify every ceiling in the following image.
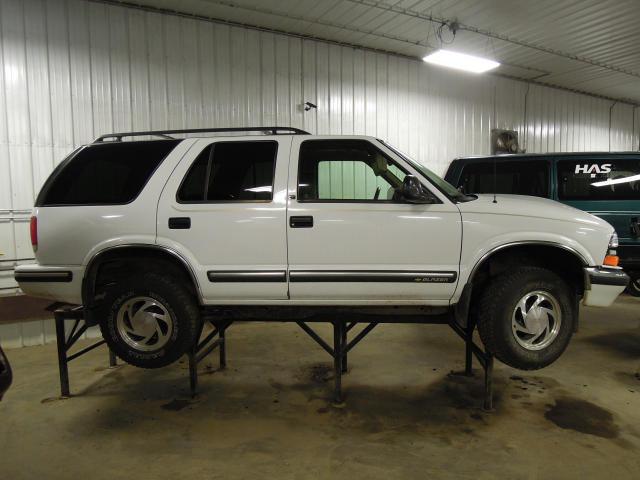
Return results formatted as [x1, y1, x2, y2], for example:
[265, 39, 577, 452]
[104, 0, 640, 104]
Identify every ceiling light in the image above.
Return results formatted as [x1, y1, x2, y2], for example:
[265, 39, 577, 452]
[591, 174, 640, 187]
[422, 49, 500, 74]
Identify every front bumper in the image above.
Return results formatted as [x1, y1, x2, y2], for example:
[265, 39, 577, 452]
[583, 266, 629, 307]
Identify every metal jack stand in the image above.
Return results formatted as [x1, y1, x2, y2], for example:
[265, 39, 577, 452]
[54, 306, 117, 397]
[51, 305, 495, 410]
[296, 320, 378, 404]
[449, 318, 494, 411]
[188, 319, 232, 397]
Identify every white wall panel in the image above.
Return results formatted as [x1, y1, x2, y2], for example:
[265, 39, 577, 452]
[0, 319, 101, 349]
[610, 103, 636, 151]
[636, 108, 640, 151]
[0, 0, 638, 315]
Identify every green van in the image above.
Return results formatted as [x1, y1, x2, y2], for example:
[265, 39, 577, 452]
[444, 153, 640, 296]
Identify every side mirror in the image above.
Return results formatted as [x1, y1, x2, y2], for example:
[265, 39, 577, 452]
[401, 175, 433, 204]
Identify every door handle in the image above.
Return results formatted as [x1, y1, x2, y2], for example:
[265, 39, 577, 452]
[168, 217, 191, 229]
[631, 217, 640, 237]
[289, 216, 313, 228]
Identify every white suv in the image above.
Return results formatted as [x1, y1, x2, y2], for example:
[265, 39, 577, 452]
[15, 127, 628, 371]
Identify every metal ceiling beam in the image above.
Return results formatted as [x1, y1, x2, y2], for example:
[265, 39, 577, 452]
[97, 0, 430, 50]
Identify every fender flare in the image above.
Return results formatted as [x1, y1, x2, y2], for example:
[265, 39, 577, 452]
[82, 243, 203, 310]
[453, 240, 588, 327]
[467, 240, 589, 284]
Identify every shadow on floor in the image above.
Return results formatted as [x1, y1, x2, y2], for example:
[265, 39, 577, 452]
[586, 330, 640, 359]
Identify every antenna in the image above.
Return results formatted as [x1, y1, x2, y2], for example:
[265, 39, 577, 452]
[493, 157, 498, 204]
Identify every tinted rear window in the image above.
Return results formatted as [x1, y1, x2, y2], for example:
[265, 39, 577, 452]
[458, 160, 550, 197]
[557, 159, 640, 201]
[37, 140, 179, 206]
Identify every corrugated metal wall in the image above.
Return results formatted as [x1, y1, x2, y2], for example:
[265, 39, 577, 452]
[0, 0, 638, 344]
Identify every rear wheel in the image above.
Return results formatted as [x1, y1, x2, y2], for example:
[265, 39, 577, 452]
[625, 272, 640, 297]
[476, 267, 576, 370]
[99, 272, 201, 369]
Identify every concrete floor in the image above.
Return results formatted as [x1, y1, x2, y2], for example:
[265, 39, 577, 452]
[0, 297, 639, 479]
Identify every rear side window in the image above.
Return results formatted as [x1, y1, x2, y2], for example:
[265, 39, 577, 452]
[557, 159, 640, 201]
[177, 141, 278, 202]
[458, 160, 549, 197]
[37, 140, 179, 206]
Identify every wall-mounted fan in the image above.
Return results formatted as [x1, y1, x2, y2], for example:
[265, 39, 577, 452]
[491, 129, 524, 155]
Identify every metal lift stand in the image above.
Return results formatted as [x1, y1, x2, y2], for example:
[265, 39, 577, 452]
[449, 318, 495, 411]
[54, 306, 117, 397]
[291, 319, 493, 410]
[294, 320, 379, 404]
[53, 307, 494, 410]
[187, 319, 231, 396]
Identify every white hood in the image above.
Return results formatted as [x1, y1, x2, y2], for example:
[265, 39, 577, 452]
[458, 194, 612, 231]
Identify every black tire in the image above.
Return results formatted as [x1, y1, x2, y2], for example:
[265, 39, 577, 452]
[476, 267, 576, 370]
[99, 272, 201, 369]
[625, 272, 640, 297]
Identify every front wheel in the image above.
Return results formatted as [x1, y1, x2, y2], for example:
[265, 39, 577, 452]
[476, 267, 576, 370]
[100, 272, 201, 369]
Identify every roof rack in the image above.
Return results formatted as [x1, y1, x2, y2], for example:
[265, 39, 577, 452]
[94, 126, 310, 143]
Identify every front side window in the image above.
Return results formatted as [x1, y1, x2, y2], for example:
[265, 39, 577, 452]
[178, 141, 278, 202]
[557, 159, 640, 201]
[459, 160, 550, 197]
[298, 140, 407, 202]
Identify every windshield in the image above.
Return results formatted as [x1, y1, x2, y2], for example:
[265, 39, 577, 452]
[378, 140, 472, 202]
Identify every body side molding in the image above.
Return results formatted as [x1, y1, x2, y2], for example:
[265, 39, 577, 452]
[14, 271, 73, 283]
[207, 271, 287, 282]
[289, 270, 457, 283]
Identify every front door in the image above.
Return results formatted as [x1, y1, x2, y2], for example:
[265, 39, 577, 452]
[157, 137, 291, 302]
[286, 137, 462, 304]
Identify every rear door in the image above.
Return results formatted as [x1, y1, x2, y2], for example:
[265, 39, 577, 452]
[286, 137, 462, 303]
[157, 137, 291, 302]
[555, 155, 640, 259]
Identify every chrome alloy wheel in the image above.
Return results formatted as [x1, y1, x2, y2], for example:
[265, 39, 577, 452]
[116, 296, 173, 351]
[511, 290, 562, 351]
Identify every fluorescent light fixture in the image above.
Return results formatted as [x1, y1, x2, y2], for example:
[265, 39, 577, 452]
[423, 49, 500, 73]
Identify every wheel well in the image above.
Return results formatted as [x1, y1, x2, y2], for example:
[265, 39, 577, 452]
[83, 246, 200, 313]
[470, 244, 585, 298]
